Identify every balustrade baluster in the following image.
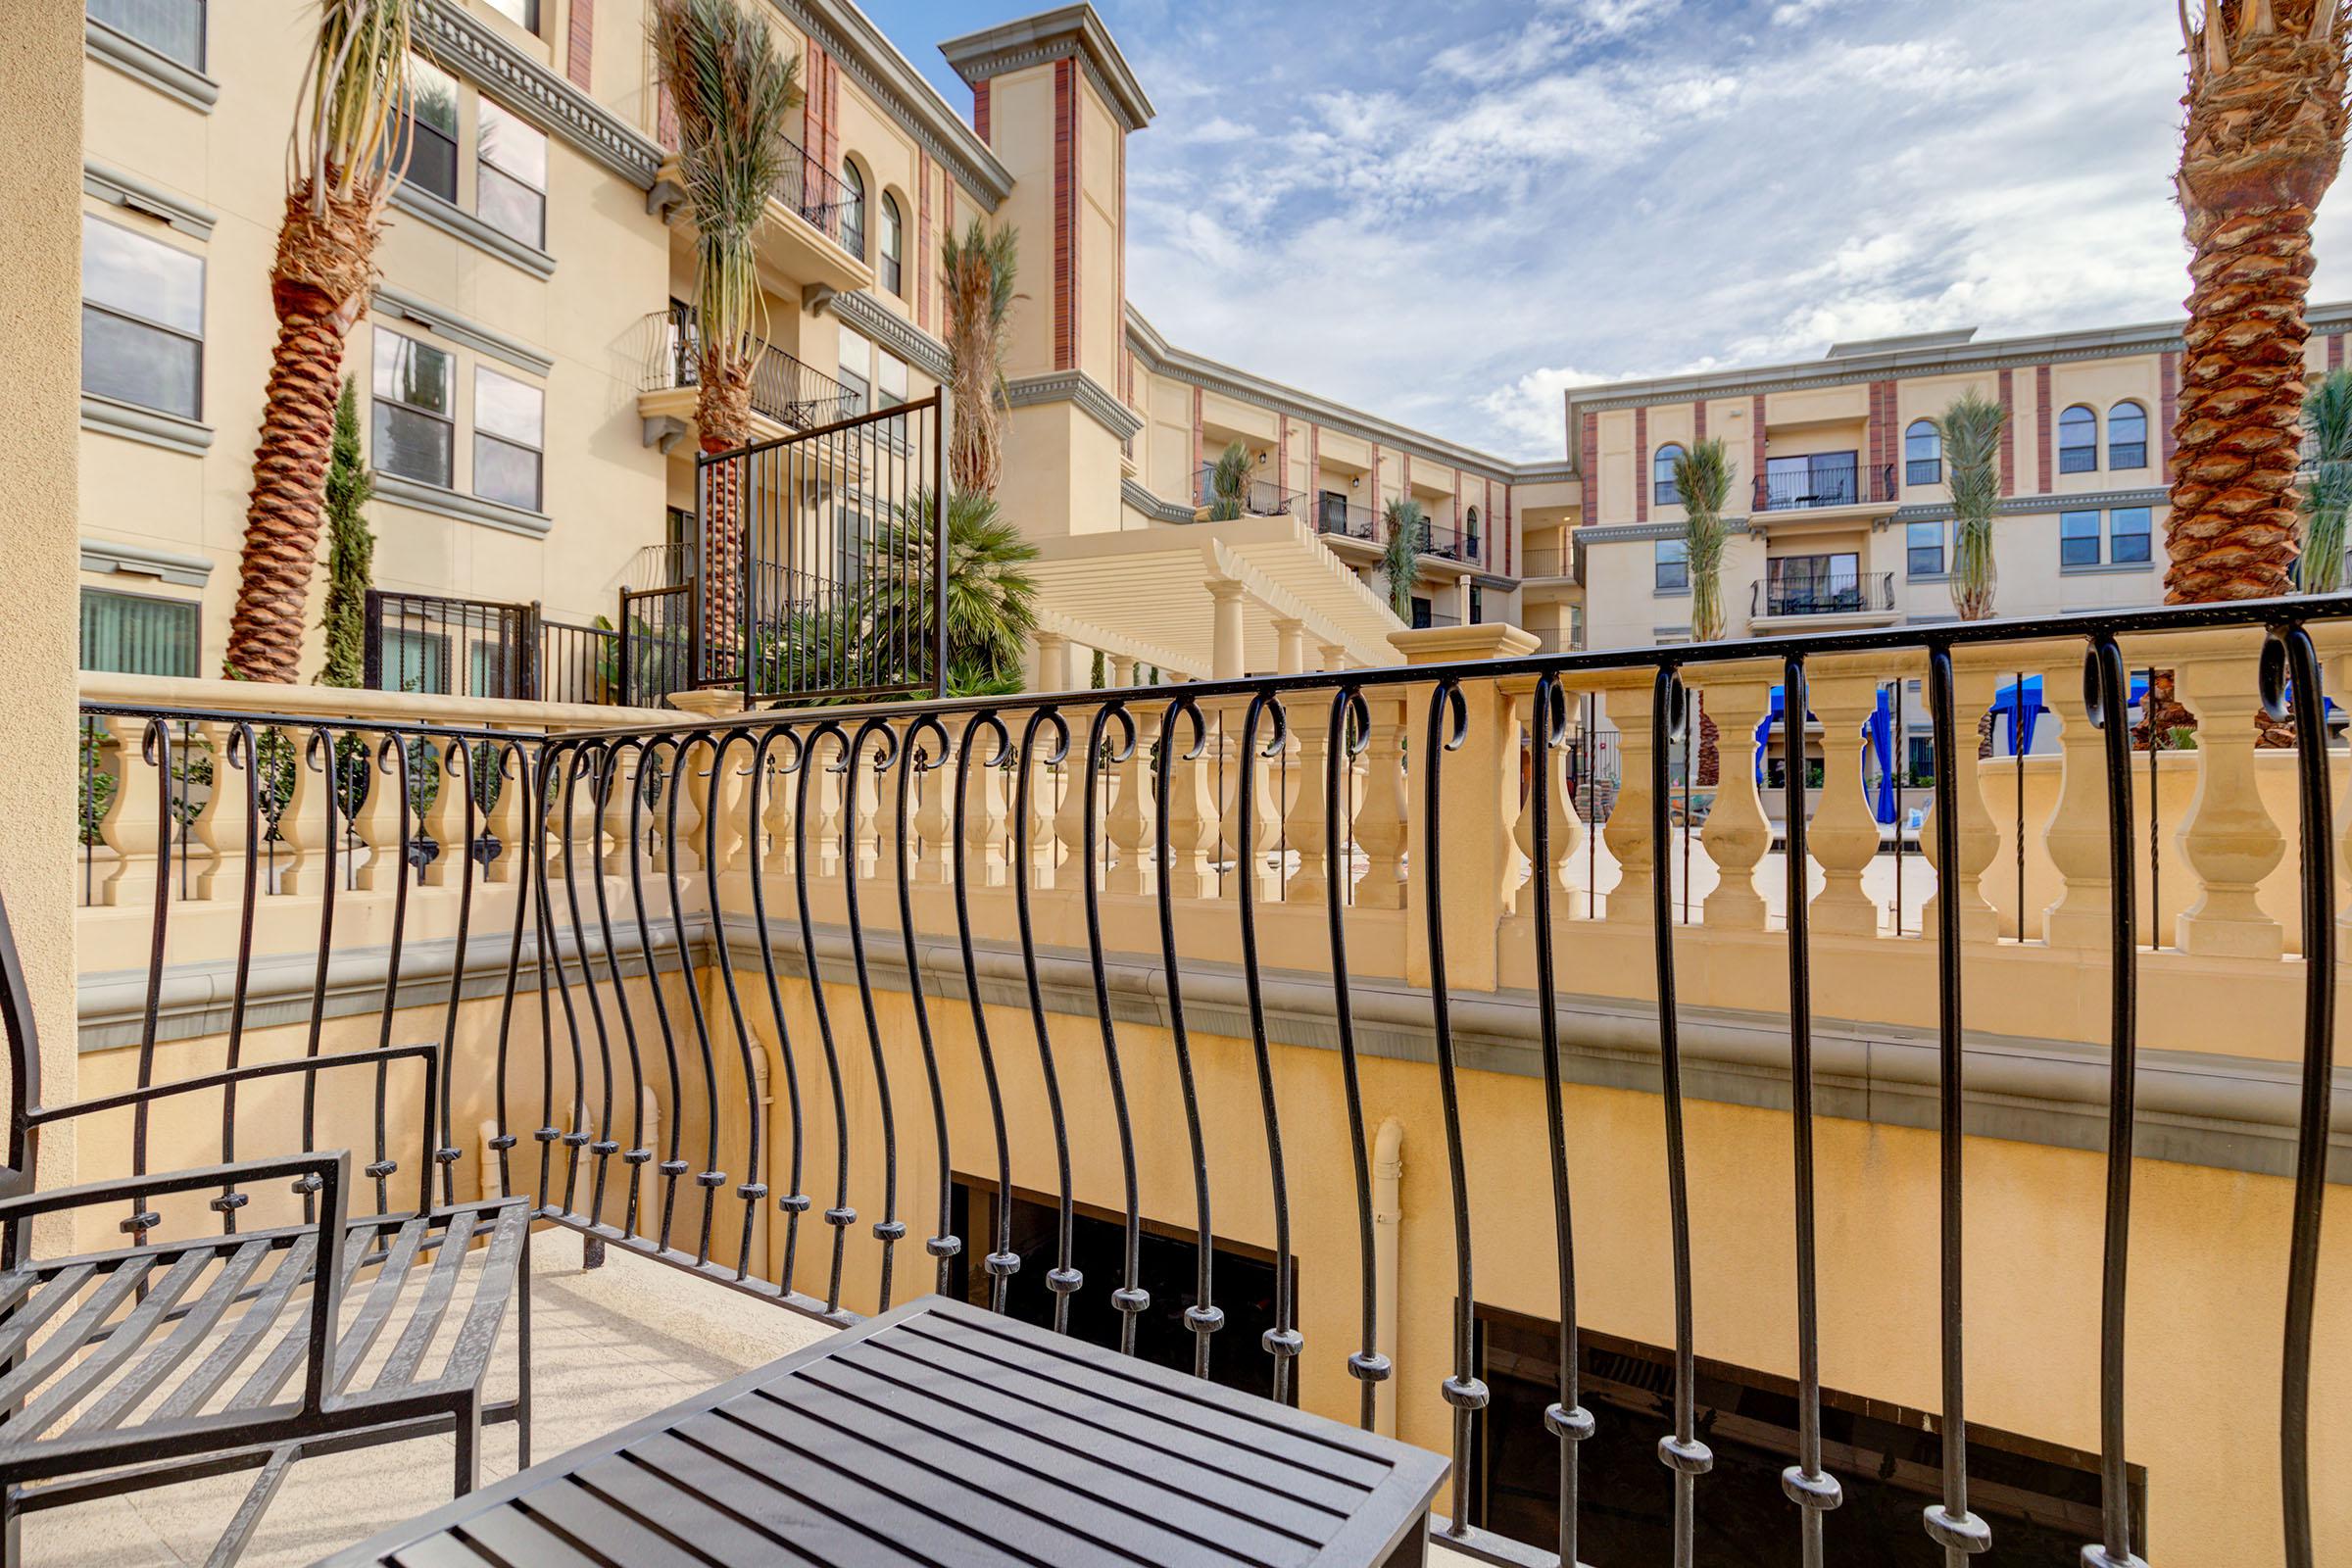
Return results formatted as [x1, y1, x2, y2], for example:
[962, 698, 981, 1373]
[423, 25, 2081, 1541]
[2041, 642, 2118, 951]
[183, 720, 235, 902]
[1286, 699, 1333, 904]
[273, 725, 326, 897]
[2167, 630, 2287, 958]
[1599, 677, 1656, 924]
[481, 731, 530, 885]
[1805, 661, 1892, 937]
[1919, 655, 2003, 942]
[353, 729, 411, 893]
[1352, 694, 1409, 910]
[1690, 664, 1777, 929]
[1105, 704, 1157, 897]
[95, 714, 162, 908]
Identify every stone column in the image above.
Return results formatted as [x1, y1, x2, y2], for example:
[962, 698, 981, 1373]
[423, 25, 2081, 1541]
[1029, 628, 1070, 694]
[2038, 644, 2117, 951]
[1689, 662, 1777, 930]
[187, 720, 241, 901]
[2168, 631, 2285, 958]
[353, 730, 411, 894]
[1274, 617, 1307, 676]
[1921, 655, 2003, 944]
[1208, 579, 1248, 680]
[1596, 674, 1657, 925]
[1803, 660, 1890, 938]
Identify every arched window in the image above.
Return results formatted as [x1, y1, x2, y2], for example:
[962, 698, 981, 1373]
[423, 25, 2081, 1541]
[839, 160, 866, 260]
[2059, 405, 2098, 473]
[2108, 400, 2147, 469]
[878, 191, 904, 296]
[1464, 505, 1481, 561]
[1653, 444, 1686, 507]
[1905, 417, 1942, 485]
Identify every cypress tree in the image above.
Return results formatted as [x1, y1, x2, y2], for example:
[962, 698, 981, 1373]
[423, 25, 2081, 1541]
[317, 377, 374, 688]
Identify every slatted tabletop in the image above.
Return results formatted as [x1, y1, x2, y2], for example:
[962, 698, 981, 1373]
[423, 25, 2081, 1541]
[319, 1294, 1448, 1568]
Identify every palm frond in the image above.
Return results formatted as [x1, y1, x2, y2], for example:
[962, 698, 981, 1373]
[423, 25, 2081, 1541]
[1380, 497, 1426, 618]
[1937, 390, 2006, 619]
[293, 0, 417, 212]
[1673, 438, 1736, 641]
[2301, 368, 2352, 592]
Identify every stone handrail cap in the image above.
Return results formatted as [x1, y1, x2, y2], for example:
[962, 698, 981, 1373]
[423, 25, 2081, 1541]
[1387, 624, 1541, 665]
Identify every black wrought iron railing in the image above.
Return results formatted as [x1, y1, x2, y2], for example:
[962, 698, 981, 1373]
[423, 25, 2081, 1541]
[1193, 463, 1301, 518]
[1754, 461, 1897, 513]
[1520, 545, 1577, 582]
[363, 590, 618, 706]
[72, 593, 2352, 1567]
[640, 304, 862, 432]
[1314, 493, 1380, 542]
[1752, 569, 1898, 618]
[1420, 519, 1481, 564]
[773, 135, 854, 249]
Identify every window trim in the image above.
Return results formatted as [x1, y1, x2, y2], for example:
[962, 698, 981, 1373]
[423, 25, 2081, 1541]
[84, 2, 217, 111]
[2107, 505, 2153, 565]
[840, 160, 867, 261]
[78, 585, 201, 678]
[371, 324, 457, 492]
[1905, 517, 1945, 578]
[1652, 443, 1685, 509]
[1904, 418, 1942, 486]
[877, 189, 904, 297]
[2107, 400, 2148, 471]
[80, 212, 205, 422]
[2059, 508, 2103, 567]
[470, 363, 545, 513]
[1653, 537, 1690, 594]
[474, 95, 549, 251]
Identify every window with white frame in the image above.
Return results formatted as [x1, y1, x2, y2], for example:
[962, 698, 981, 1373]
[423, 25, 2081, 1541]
[838, 324, 872, 415]
[1905, 418, 1942, 485]
[1653, 444, 1685, 507]
[878, 191, 903, 296]
[1907, 518, 1944, 576]
[372, 327, 454, 487]
[2058, 405, 2098, 473]
[1654, 537, 1689, 592]
[2059, 509, 2102, 567]
[840, 161, 866, 260]
[475, 97, 548, 249]
[2109, 506, 2152, 564]
[472, 366, 544, 511]
[400, 57, 461, 205]
[81, 214, 203, 419]
[479, 0, 539, 33]
[2109, 402, 2148, 470]
[88, 0, 206, 70]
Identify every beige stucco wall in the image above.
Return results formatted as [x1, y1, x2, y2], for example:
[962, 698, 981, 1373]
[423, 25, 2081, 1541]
[2, 1, 86, 1181]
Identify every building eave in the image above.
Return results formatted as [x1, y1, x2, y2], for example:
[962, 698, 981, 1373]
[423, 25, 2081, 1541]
[782, 0, 1014, 208]
[938, 4, 1156, 132]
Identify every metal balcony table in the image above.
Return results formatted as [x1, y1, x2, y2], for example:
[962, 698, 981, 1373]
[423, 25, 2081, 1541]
[320, 1294, 1449, 1568]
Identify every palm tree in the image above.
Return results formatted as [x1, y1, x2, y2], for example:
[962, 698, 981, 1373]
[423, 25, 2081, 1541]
[2299, 368, 2352, 592]
[1380, 497, 1426, 619]
[224, 0, 415, 683]
[943, 218, 1020, 497]
[1938, 391, 2005, 621]
[650, 0, 804, 657]
[2169, 1, 2349, 603]
[1206, 441, 1251, 520]
[1671, 439, 1735, 642]
[871, 487, 1042, 692]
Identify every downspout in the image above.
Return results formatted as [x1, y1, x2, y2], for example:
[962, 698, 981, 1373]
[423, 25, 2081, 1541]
[1373, 1116, 1404, 1438]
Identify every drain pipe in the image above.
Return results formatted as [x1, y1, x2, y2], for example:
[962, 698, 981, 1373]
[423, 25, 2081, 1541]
[1373, 1116, 1404, 1438]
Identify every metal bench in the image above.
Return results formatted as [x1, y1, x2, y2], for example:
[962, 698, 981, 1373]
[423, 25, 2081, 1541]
[0, 892, 531, 1565]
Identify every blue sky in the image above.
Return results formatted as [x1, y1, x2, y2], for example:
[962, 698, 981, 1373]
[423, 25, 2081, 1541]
[856, 0, 2352, 461]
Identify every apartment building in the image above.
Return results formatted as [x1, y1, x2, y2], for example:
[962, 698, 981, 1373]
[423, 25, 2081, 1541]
[1558, 311, 2352, 656]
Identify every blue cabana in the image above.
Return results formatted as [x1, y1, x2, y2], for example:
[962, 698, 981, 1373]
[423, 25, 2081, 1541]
[1757, 686, 1900, 823]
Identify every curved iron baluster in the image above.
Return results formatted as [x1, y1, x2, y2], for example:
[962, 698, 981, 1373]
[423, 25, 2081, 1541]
[1152, 693, 1220, 1376]
[952, 711, 1022, 1311]
[1236, 690, 1301, 1398]
[1921, 645, 1990, 1561]
[1778, 657, 1842, 1563]
[657, 731, 726, 1265]
[744, 725, 811, 1290]
[486, 740, 534, 1204]
[789, 720, 858, 1312]
[2273, 623, 2334, 1568]
[529, 741, 588, 1212]
[297, 724, 346, 1221]
[892, 713, 962, 1294]
[213, 721, 263, 1227]
[431, 738, 483, 1207]
[629, 739, 690, 1250]
[1647, 667, 1713, 1566]
[1080, 699, 1148, 1353]
[368, 732, 418, 1215]
[1526, 674, 1592, 1556]
[1418, 680, 1489, 1535]
[702, 731, 772, 1283]
[839, 718, 908, 1307]
[124, 718, 176, 1244]
[581, 740, 645, 1233]
[1326, 687, 1388, 1427]
[556, 743, 616, 1222]
[1012, 705, 1082, 1330]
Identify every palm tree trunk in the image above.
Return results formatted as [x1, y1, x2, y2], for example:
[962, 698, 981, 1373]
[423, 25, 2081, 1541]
[697, 348, 755, 677]
[225, 191, 375, 682]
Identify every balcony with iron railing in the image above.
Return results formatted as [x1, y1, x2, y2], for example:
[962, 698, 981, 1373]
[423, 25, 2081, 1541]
[1753, 458, 1899, 514]
[637, 303, 862, 437]
[1751, 566, 1898, 620]
[57, 593, 2352, 1565]
[1193, 462, 1303, 518]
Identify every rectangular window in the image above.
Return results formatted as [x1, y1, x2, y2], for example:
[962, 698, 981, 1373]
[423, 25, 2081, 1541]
[472, 366, 544, 511]
[1907, 519, 1944, 576]
[383, 628, 450, 695]
[478, 0, 538, 32]
[372, 327, 454, 488]
[81, 215, 204, 419]
[400, 57, 461, 205]
[838, 324, 871, 416]
[79, 588, 198, 676]
[476, 97, 548, 249]
[88, 0, 205, 70]
[1654, 537, 1689, 592]
[2109, 506, 2152, 564]
[1411, 597, 1433, 629]
[2060, 509, 2102, 567]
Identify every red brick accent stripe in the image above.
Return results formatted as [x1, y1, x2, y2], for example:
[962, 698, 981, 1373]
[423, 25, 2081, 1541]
[805, 43, 825, 171]
[1191, 387, 1203, 490]
[1693, 401, 1707, 443]
[1997, 369, 2016, 495]
[565, 0, 592, 90]
[1503, 483, 1514, 574]
[916, 154, 933, 332]
[2034, 365, 2053, 491]
[1581, 413, 1601, 519]
[2331, 331, 2344, 371]
[1052, 60, 1077, 371]
[973, 78, 990, 143]
[2161, 350, 2180, 480]
[1633, 407, 1648, 522]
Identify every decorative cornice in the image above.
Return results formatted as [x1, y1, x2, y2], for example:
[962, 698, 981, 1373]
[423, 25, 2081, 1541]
[80, 537, 213, 587]
[81, 395, 212, 458]
[823, 289, 953, 381]
[371, 469, 554, 538]
[84, 17, 218, 113]
[416, 0, 663, 190]
[1120, 477, 1195, 523]
[766, 1, 1012, 209]
[83, 162, 215, 240]
[1005, 369, 1145, 442]
[940, 6, 1156, 133]
[1576, 518, 1755, 545]
[1889, 486, 2169, 525]
[373, 284, 555, 377]
[388, 183, 558, 279]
